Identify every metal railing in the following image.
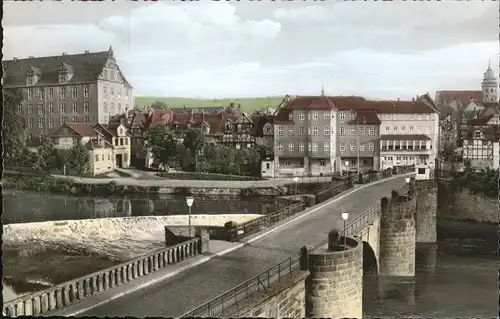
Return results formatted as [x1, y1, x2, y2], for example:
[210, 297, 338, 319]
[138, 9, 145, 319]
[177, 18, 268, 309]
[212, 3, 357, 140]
[179, 203, 384, 318]
[4, 238, 202, 317]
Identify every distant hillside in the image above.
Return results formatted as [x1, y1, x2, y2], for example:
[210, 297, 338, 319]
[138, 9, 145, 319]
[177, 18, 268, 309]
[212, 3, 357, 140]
[133, 96, 284, 113]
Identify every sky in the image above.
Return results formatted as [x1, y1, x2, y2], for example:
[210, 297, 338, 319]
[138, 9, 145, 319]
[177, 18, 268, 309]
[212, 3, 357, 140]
[3, 1, 499, 100]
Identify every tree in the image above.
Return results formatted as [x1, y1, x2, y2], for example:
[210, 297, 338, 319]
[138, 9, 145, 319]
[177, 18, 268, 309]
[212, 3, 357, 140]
[148, 125, 177, 169]
[150, 100, 168, 110]
[67, 142, 90, 175]
[3, 88, 27, 166]
[183, 129, 205, 172]
[34, 138, 60, 174]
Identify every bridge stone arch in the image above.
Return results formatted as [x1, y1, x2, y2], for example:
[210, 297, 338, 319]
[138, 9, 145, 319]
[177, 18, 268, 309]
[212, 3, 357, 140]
[354, 215, 381, 275]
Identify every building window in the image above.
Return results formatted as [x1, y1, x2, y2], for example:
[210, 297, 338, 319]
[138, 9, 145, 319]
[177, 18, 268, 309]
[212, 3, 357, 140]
[72, 116, 78, 122]
[61, 102, 68, 113]
[288, 142, 295, 151]
[299, 112, 305, 120]
[104, 102, 108, 113]
[312, 112, 318, 120]
[48, 117, 53, 128]
[339, 126, 345, 135]
[60, 87, 66, 99]
[83, 85, 89, 98]
[71, 86, 77, 99]
[298, 126, 304, 136]
[324, 126, 329, 135]
[118, 103, 122, 113]
[359, 126, 365, 135]
[385, 126, 390, 132]
[350, 141, 356, 151]
[324, 142, 329, 152]
[120, 138, 124, 146]
[38, 118, 44, 128]
[48, 103, 54, 113]
[320, 159, 326, 167]
[104, 86, 108, 98]
[277, 126, 283, 135]
[72, 102, 78, 113]
[409, 126, 414, 132]
[368, 142, 374, 151]
[288, 113, 293, 121]
[111, 88, 115, 99]
[27, 89, 33, 100]
[48, 88, 53, 100]
[265, 126, 272, 134]
[277, 141, 283, 151]
[84, 101, 90, 113]
[393, 126, 398, 132]
[312, 142, 318, 152]
[28, 118, 33, 128]
[125, 138, 129, 145]
[312, 126, 318, 135]
[16, 105, 22, 115]
[27, 104, 33, 115]
[368, 126, 374, 135]
[95, 154, 99, 162]
[288, 127, 294, 136]
[331, 126, 335, 135]
[59, 73, 67, 83]
[102, 154, 105, 161]
[108, 154, 111, 161]
[84, 116, 90, 123]
[339, 112, 345, 120]
[37, 88, 44, 100]
[324, 112, 330, 120]
[111, 102, 116, 113]
[360, 144, 365, 151]
[340, 141, 346, 152]
[350, 127, 356, 135]
[38, 103, 44, 115]
[401, 126, 405, 131]
[27, 75, 33, 85]
[284, 160, 290, 167]
[299, 142, 304, 152]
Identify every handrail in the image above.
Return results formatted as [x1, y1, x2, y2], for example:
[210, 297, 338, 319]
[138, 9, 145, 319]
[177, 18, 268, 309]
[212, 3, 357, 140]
[178, 203, 384, 318]
[4, 237, 202, 317]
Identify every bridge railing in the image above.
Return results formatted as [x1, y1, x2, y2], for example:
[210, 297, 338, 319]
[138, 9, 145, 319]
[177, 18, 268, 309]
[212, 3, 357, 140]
[178, 203, 383, 318]
[3, 237, 202, 317]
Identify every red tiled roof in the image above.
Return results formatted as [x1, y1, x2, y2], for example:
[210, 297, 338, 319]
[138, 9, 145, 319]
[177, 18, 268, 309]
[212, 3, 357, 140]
[464, 125, 500, 142]
[85, 139, 113, 150]
[380, 134, 431, 141]
[348, 109, 381, 125]
[66, 123, 97, 137]
[435, 90, 483, 107]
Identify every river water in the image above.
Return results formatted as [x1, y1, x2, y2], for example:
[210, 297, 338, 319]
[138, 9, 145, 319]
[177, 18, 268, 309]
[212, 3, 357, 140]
[363, 220, 498, 317]
[2, 189, 281, 224]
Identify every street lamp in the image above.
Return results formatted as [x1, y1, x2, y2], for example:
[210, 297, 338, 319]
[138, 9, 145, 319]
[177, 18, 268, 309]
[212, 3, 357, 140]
[186, 196, 194, 237]
[293, 177, 299, 195]
[341, 210, 349, 249]
[345, 160, 349, 176]
[405, 177, 411, 197]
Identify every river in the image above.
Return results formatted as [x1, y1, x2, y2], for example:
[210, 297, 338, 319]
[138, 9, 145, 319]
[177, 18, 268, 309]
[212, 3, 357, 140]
[2, 189, 282, 224]
[363, 219, 498, 317]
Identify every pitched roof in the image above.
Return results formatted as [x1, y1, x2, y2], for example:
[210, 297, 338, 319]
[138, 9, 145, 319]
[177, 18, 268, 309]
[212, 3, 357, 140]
[65, 123, 98, 137]
[2, 48, 132, 88]
[434, 90, 483, 108]
[252, 114, 274, 136]
[380, 134, 431, 141]
[169, 106, 225, 114]
[85, 139, 113, 150]
[463, 125, 500, 142]
[348, 109, 381, 125]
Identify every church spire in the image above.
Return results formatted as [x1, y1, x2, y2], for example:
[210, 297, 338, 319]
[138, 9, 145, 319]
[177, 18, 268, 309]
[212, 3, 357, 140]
[488, 58, 491, 69]
[321, 85, 325, 96]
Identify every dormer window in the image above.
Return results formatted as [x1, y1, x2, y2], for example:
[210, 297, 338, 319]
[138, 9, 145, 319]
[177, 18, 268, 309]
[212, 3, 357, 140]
[59, 73, 67, 83]
[474, 131, 482, 139]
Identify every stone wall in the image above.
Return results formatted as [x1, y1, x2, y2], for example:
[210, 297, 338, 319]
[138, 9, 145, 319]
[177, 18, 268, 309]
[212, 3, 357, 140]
[415, 179, 437, 243]
[219, 271, 308, 319]
[438, 181, 497, 224]
[379, 193, 416, 276]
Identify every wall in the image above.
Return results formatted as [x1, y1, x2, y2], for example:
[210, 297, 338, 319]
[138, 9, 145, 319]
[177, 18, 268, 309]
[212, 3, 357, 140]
[220, 271, 308, 319]
[438, 181, 497, 223]
[89, 148, 115, 176]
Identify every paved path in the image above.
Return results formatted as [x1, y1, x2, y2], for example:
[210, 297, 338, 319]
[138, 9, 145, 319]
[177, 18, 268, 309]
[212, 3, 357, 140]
[49, 174, 335, 188]
[50, 174, 412, 317]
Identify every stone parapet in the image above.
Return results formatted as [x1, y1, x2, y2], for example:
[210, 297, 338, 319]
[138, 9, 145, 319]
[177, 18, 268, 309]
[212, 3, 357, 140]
[379, 192, 416, 276]
[305, 231, 362, 319]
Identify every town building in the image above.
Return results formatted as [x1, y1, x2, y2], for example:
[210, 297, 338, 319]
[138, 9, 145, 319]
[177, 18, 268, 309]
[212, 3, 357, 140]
[252, 113, 275, 177]
[2, 47, 133, 146]
[272, 94, 438, 177]
[462, 125, 499, 170]
[50, 122, 131, 176]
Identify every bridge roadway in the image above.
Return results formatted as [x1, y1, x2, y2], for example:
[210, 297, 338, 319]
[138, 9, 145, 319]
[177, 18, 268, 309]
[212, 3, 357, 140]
[58, 176, 410, 317]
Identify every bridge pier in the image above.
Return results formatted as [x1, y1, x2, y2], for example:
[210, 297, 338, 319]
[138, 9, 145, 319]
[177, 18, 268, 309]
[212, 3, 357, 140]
[305, 230, 363, 319]
[379, 191, 416, 276]
[414, 178, 437, 243]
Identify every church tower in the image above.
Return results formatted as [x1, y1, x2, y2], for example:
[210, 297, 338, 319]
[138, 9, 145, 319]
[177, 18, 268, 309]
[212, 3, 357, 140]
[481, 60, 498, 102]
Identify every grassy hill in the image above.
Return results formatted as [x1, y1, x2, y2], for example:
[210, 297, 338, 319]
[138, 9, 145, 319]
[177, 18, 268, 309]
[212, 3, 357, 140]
[133, 96, 284, 113]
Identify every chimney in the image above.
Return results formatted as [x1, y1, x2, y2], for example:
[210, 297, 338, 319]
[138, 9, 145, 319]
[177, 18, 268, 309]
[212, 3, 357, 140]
[62, 52, 67, 56]
[85, 50, 89, 54]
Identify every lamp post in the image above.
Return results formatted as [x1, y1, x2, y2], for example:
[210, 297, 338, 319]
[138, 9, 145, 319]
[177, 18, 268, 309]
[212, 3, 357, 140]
[345, 160, 349, 176]
[341, 210, 349, 250]
[293, 176, 299, 195]
[186, 196, 194, 238]
[405, 177, 411, 197]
